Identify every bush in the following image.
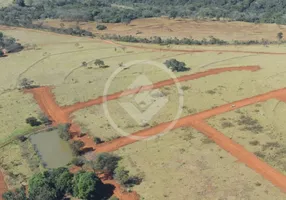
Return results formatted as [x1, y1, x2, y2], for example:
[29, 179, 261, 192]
[94, 137, 103, 144]
[164, 59, 190, 72]
[38, 113, 52, 125]
[71, 157, 86, 167]
[109, 196, 119, 200]
[25, 117, 42, 127]
[73, 171, 105, 200]
[70, 140, 85, 156]
[96, 24, 107, 30]
[58, 123, 71, 141]
[93, 153, 121, 174]
[114, 166, 129, 185]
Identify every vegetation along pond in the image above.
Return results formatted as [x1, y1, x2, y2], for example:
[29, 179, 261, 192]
[30, 130, 73, 168]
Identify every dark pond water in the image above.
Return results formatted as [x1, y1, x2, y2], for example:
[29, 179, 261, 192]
[30, 130, 73, 168]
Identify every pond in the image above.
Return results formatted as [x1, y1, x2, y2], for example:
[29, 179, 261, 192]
[30, 130, 73, 168]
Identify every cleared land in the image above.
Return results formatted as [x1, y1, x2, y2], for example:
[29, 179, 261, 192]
[39, 17, 286, 41]
[208, 99, 286, 176]
[3, 26, 286, 199]
[116, 127, 286, 200]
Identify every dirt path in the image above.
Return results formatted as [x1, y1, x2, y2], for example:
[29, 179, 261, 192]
[0, 171, 7, 200]
[63, 65, 260, 114]
[25, 65, 286, 197]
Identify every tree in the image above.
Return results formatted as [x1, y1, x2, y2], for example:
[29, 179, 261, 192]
[2, 186, 27, 200]
[114, 166, 129, 185]
[58, 123, 71, 141]
[70, 140, 85, 156]
[28, 172, 58, 200]
[49, 167, 74, 195]
[94, 137, 103, 144]
[164, 59, 190, 72]
[93, 153, 121, 174]
[94, 59, 105, 66]
[0, 50, 4, 57]
[20, 78, 34, 89]
[13, 0, 25, 7]
[26, 117, 42, 126]
[96, 24, 107, 30]
[277, 32, 283, 40]
[71, 156, 86, 167]
[38, 113, 52, 125]
[73, 171, 104, 200]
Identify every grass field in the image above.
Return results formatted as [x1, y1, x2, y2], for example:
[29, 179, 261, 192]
[0, 0, 12, 8]
[38, 17, 286, 41]
[115, 127, 286, 200]
[207, 99, 286, 176]
[2, 26, 286, 198]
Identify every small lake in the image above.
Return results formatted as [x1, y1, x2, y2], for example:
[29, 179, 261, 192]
[30, 130, 73, 168]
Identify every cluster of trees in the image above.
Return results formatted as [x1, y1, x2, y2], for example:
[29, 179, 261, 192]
[102, 34, 286, 46]
[0, 32, 23, 56]
[101, 34, 229, 45]
[2, 167, 114, 200]
[25, 113, 51, 127]
[2, 0, 286, 26]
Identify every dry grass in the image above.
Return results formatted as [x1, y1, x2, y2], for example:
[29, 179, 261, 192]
[115, 128, 286, 200]
[38, 17, 286, 41]
[0, 141, 42, 189]
[208, 100, 286, 175]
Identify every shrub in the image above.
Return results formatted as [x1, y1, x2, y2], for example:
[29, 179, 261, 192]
[70, 140, 85, 156]
[58, 123, 71, 141]
[114, 166, 129, 185]
[96, 25, 107, 30]
[38, 113, 52, 125]
[71, 157, 86, 167]
[164, 59, 190, 72]
[109, 196, 119, 200]
[93, 153, 121, 174]
[25, 117, 42, 127]
[94, 137, 103, 144]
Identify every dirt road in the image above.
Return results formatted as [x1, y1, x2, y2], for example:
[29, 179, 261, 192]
[0, 171, 7, 200]
[26, 65, 286, 197]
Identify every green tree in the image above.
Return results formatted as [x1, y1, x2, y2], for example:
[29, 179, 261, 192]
[277, 32, 283, 40]
[58, 123, 71, 141]
[94, 59, 105, 66]
[26, 116, 42, 126]
[93, 153, 121, 174]
[28, 172, 57, 200]
[114, 166, 129, 185]
[49, 167, 74, 195]
[73, 171, 104, 200]
[13, 0, 25, 7]
[70, 140, 85, 156]
[96, 24, 107, 30]
[164, 59, 190, 72]
[2, 186, 27, 200]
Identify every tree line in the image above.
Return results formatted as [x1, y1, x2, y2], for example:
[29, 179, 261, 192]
[3, 0, 286, 26]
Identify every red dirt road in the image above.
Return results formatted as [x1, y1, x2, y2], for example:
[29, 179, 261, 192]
[25, 65, 286, 198]
[0, 171, 7, 200]
[63, 65, 260, 114]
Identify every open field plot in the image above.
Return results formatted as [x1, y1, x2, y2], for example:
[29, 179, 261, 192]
[39, 17, 286, 41]
[115, 127, 286, 200]
[0, 0, 12, 8]
[71, 51, 286, 140]
[0, 90, 41, 142]
[207, 99, 286, 176]
[0, 141, 42, 189]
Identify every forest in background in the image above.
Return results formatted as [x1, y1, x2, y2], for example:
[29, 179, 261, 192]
[1, 0, 286, 27]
